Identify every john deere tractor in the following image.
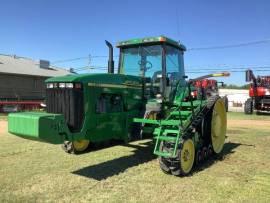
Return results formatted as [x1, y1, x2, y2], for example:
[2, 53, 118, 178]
[8, 36, 229, 176]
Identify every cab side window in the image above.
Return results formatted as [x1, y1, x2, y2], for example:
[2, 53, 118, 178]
[96, 94, 123, 113]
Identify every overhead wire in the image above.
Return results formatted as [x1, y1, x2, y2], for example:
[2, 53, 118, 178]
[187, 38, 270, 51]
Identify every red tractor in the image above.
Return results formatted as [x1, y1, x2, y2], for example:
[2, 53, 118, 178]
[193, 78, 228, 112]
[245, 69, 270, 114]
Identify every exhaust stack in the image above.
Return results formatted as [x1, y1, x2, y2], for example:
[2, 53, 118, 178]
[105, 40, 114, 73]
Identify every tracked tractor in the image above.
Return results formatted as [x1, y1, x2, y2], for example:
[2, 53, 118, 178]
[8, 36, 229, 176]
[245, 69, 270, 114]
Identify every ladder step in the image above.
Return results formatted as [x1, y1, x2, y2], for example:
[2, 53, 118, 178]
[161, 120, 180, 126]
[154, 151, 172, 157]
[170, 110, 192, 116]
[163, 129, 179, 135]
[181, 101, 202, 107]
[154, 129, 180, 136]
[154, 135, 177, 141]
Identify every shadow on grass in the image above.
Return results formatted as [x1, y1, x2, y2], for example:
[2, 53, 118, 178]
[72, 141, 255, 180]
[193, 141, 255, 175]
[256, 111, 270, 116]
[72, 140, 155, 180]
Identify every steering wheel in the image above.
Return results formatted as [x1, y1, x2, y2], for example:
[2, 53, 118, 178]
[138, 60, 152, 71]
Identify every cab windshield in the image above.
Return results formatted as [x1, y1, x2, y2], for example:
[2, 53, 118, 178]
[120, 45, 162, 77]
[119, 44, 185, 99]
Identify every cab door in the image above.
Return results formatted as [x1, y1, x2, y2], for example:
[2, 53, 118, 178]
[94, 93, 126, 141]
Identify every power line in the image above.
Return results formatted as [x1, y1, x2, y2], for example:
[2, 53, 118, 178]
[186, 69, 270, 74]
[72, 63, 270, 74]
[51, 55, 119, 64]
[51, 56, 89, 64]
[187, 38, 270, 51]
[51, 37, 270, 64]
[187, 66, 270, 71]
[73, 65, 107, 71]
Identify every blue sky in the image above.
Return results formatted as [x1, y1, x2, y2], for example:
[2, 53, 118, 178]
[1, 0, 270, 85]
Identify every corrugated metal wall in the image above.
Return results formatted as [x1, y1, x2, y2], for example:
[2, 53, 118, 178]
[0, 73, 47, 100]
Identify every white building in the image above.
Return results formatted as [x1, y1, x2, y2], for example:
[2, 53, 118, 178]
[219, 89, 249, 112]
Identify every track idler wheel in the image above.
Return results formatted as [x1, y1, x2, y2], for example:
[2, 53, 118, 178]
[211, 98, 226, 154]
[202, 147, 208, 160]
[62, 139, 90, 154]
[207, 145, 213, 157]
[158, 142, 171, 174]
[196, 150, 203, 165]
[170, 139, 195, 176]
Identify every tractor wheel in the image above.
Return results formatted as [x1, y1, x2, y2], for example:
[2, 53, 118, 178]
[158, 142, 171, 174]
[171, 139, 195, 176]
[210, 98, 226, 154]
[244, 98, 253, 114]
[158, 157, 171, 174]
[61, 139, 90, 154]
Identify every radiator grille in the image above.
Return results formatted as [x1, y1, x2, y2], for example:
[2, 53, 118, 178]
[46, 88, 84, 132]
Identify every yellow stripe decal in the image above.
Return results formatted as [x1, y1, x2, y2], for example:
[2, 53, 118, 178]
[88, 83, 142, 89]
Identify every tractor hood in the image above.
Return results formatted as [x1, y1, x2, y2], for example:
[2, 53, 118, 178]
[46, 73, 142, 85]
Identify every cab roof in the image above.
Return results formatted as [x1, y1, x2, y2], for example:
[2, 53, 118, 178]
[116, 35, 186, 51]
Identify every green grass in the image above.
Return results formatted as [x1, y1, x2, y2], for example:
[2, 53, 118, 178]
[228, 111, 270, 120]
[0, 112, 270, 202]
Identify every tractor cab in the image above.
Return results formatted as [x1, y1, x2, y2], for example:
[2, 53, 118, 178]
[117, 36, 186, 102]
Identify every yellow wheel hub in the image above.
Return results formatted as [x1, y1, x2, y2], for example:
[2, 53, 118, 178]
[211, 98, 226, 154]
[180, 139, 195, 174]
[73, 140, 90, 152]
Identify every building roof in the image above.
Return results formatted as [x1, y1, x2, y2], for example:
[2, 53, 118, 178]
[0, 54, 71, 77]
[116, 35, 186, 51]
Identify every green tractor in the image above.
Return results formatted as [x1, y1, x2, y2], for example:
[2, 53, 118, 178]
[8, 36, 229, 176]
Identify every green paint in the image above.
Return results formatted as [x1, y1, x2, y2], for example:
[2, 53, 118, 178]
[116, 35, 186, 51]
[7, 36, 191, 149]
[8, 35, 220, 163]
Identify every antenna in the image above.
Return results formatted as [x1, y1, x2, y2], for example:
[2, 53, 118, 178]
[176, 7, 181, 39]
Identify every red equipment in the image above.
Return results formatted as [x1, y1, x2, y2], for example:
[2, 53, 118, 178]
[245, 69, 270, 114]
[193, 79, 228, 111]
[0, 101, 43, 113]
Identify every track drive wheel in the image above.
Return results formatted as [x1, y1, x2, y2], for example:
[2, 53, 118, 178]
[211, 98, 226, 154]
[244, 98, 253, 114]
[62, 139, 90, 154]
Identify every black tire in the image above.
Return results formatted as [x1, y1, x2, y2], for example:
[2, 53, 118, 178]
[207, 95, 220, 109]
[61, 140, 89, 154]
[195, 150, 203, 165]
[61, 141, 75, 154]
[244, 98, 253, 114]
[158, 139, 195, 176]
[158, 157, 171, 174]
[170, 139, 195, 176]
[158, 142, 171, 174]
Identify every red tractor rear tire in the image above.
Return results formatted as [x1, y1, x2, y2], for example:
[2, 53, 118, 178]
[244, 98, 253, 114]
